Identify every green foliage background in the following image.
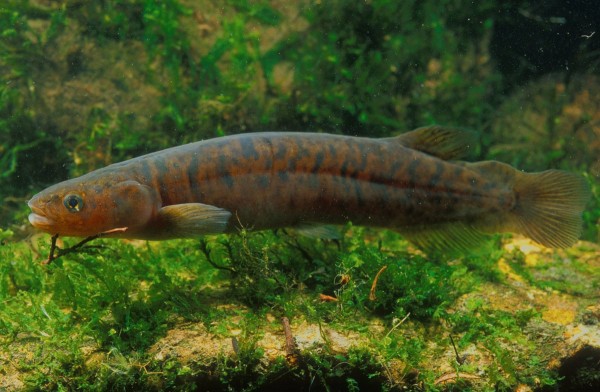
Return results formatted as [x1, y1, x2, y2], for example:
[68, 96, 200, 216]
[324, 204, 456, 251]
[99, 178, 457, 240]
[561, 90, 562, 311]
[1, 0, 502, 212]
[1, 0, 597, 238]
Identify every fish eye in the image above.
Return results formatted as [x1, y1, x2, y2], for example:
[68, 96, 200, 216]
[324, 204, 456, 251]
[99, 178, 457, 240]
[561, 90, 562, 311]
[63, 194, 84, 212]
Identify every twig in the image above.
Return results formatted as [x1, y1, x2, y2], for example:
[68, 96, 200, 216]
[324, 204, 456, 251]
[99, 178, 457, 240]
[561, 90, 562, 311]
[319, 293, 338, 302]
[198, 239, 236, 272]
[42, 227, 128, 265]
[231, 336, 240, 355]
[434, 372, 480, 385]
[369, 265, 388, 301]
[384, 312, 410, 339]
[44, 233, 59, 264]
[449, 334, 465, 365]
[281, 317, 299, 365]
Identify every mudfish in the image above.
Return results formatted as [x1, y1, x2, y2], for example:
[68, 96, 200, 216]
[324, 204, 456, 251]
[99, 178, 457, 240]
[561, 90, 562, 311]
[28, 127, 591, 253]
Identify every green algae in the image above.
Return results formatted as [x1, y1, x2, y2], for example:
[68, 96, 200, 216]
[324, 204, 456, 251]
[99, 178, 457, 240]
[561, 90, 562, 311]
[1, 227, 599, 390]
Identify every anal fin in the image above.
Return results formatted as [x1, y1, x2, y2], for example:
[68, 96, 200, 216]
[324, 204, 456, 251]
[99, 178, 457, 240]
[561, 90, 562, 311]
[400, 221, 489, 257]
[294, 223, 342, 240]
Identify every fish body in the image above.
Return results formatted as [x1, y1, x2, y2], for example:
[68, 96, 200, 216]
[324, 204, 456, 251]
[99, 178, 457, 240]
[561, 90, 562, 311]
[28, 127, 591, 253]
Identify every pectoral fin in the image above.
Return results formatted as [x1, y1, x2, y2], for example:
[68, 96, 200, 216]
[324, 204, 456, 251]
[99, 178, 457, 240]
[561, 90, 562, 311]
[157, 203, 232, 238]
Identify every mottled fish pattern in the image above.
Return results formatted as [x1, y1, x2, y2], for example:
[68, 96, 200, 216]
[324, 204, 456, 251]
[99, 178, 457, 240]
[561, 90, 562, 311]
[28, 127, 591, 253]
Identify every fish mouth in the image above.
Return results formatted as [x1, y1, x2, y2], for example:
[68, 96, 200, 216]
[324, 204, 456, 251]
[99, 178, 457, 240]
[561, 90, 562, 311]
[27, 199, 55, 230]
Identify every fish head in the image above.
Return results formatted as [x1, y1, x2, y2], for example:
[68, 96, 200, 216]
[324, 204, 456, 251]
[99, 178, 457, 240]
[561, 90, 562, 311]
[28, 176, 160, 237]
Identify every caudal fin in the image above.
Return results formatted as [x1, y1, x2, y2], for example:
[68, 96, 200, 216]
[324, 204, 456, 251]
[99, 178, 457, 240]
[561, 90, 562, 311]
[509, 169, 591, 248]
[400, 162, 591, 256]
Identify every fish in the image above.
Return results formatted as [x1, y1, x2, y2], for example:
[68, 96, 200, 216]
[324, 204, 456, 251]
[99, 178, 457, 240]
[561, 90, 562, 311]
[27, 126, 591, 254]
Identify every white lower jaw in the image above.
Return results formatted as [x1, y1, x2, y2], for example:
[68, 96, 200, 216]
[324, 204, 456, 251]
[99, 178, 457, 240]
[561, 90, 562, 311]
[28, 213, 54, 230]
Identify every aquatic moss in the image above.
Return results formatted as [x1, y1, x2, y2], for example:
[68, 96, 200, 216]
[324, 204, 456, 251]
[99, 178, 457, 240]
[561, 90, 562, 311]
[278, 0, 500, 136]
[2, 227, 598, 390]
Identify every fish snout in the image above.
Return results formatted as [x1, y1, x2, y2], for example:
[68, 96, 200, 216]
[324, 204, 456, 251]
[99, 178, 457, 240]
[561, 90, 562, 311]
[27, 196, 55, 230]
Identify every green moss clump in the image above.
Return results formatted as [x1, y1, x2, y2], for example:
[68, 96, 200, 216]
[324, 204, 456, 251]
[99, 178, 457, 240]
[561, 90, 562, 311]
[1, 226, 598, 389]
[278, 0, 499, 136]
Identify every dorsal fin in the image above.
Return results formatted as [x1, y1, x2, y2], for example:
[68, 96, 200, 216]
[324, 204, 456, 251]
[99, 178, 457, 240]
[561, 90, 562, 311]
[386, 126, 478, 160]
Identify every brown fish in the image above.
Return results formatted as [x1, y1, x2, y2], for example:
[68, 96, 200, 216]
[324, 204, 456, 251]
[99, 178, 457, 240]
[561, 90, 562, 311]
[27, 127, 591, 253]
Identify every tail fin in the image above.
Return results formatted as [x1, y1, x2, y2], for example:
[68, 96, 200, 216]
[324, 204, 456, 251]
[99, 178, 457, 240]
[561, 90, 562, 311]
[400, 162, 591, 256]
[509, 169, 591, 248]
